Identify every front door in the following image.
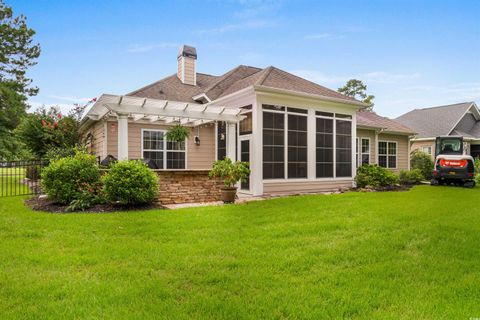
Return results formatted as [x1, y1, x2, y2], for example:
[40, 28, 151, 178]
[239, 137, 251, 192]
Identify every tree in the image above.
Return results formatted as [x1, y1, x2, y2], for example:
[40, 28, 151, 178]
[0, 1, 40, 160]
[16, 106, 82, 158]
[338, 79, 375, 110]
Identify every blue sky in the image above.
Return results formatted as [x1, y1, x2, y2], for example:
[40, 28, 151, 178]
[9, 0, 480, 118]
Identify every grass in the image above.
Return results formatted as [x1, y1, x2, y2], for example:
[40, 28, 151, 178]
[0, 169, 29, 196]
[1, 186, 480, 319]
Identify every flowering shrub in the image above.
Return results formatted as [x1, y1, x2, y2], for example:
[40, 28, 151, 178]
[41, 151, 102, 205]
[103, 160, 158, 206]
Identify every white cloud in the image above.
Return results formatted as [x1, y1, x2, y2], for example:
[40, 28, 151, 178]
[304, 33, 346, 40]
[196, 20, 276, 35]
[127, 42, 177, 53]
[48, 95, 92, 103]
[27, 100, 77, 114]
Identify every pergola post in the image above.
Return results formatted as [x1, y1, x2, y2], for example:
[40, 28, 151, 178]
[117, 113, 129, 160]
[226, 122, 236, 161]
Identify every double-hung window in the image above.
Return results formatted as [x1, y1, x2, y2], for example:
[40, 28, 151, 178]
[142, 130, 186, 169]
[378, 141, 397, 168]
[420, 146, 432, 155]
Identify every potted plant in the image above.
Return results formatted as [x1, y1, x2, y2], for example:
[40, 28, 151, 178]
[165, 124, 190, 142]
[209, 157, 250, 203]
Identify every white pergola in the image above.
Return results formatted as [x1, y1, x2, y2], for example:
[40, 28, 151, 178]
[84, 94, 246, 160]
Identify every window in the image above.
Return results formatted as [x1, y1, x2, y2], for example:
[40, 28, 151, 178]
[239, 107, 252, 135]
[262, 105, 308, 179]
[142, 130, 186, 169]
[420, 146, 432, 155]
[336, 119, 352, 177]
[378, 141, 397, 168]
[360, 138, 370, 165]
[263, 111, 285, 179]
[288, 114, 307, 178]
[316, 117, 334, 177]
[217, 121, 227, 160]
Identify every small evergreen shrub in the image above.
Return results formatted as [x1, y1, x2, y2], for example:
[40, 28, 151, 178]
[399, 169, 424, 185]
[41, 152, 102, 205]
[103, 160, 158, 206]
[355, 164, 399, 189]
[410, 150, 434, 180]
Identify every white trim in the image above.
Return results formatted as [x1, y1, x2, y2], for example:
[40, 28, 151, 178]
[140, 129, 187, 170]
[117, 113, 129, 160]
[102, 120, 108, 159]
[358, 137, 371, 166]
[377, 140, 398, 169]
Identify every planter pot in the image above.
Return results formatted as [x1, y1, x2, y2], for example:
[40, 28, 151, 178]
[221, 187, 237, 203]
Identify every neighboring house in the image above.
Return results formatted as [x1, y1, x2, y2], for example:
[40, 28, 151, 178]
[396, 102, 480, 158]
[81, 45, 414, 196]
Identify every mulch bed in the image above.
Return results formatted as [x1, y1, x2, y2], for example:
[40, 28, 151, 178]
[25, 196, 163, 213]
[353, 184, 414, 192]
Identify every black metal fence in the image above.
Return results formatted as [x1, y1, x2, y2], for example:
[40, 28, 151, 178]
[0, 160, 48, 197]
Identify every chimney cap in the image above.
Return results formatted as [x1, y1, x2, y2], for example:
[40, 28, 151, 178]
[178, 45, 197, 59]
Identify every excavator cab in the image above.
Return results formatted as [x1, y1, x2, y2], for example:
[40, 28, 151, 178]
[431, 136, 475, 187]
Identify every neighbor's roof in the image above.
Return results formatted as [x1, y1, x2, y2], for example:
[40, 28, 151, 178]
[395, 102, 475, 138]
[128, 65, 360, 106]
[357, 110, 415, 134]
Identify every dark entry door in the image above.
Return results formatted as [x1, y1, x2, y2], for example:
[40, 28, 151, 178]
[240, 139, 250, 190]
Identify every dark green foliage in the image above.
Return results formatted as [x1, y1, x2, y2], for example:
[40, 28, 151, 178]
[410, 150, 434, 180]
[399, 169, 424, 185]
[0, 1, 40, 159]
[25, 164, 41, 180]
[165, 124, 190, 142]
[355, 164, 399, 188]
[103, 160, 158, 206]
[16, 106, 82, 158]
[41, 152, 102, 205]
[209, 157, 250, 187]
[338, 79, 375, 109]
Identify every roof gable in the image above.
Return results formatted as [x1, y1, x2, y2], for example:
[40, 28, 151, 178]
[395, 102, 474, 138]
[357, 110, 414, 134]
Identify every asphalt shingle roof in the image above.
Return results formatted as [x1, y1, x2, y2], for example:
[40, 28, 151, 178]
[357, 110, 415, 134]
[128, 65, 359, 105]
[395, 102, 474, 138]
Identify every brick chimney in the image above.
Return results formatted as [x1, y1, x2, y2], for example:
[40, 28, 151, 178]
[177, 45, 197, 86]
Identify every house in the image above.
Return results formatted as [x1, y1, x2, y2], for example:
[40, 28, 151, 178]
[81, 45, 414, 198]
[396, 102, 480, 158]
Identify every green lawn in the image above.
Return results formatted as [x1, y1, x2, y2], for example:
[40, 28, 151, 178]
[1, 186, 480, 319]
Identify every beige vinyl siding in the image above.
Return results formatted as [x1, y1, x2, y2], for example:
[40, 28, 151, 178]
[83, 121, 105, 158]
[378, 133, 409, 172]
[106, 121, 215, 169]
[411, 140, 435, 159]
[263, 180, 353, 195]
[356, 129, 376, 165]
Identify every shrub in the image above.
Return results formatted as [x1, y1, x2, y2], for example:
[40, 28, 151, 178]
[410, 150, 434, 180]
[103, 160, 158, 206]
[41, 152, 102, 205]
[474, 157, 480, 173]
[399, 169, 424, 185]
[355, 164, 399, 189]
[209, 157, 250, 187]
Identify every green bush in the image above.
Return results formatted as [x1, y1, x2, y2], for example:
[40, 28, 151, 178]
[410, 150, 434, 180]
[474, 157, 480, 173]
[399, 169, 424, 185]
[103, 160, 158, 206]
[209, 157, 250, 187]
[41, 152, 102, 205]
[355, 164, 399, 189]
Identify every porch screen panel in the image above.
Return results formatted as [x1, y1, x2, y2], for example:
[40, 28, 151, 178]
[335, 119, 352, 177]
[143, 130, 164, 169]
[263, 111, 285, 179]
[288, 114, 307, 178]
[316, 117, 334, 178]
